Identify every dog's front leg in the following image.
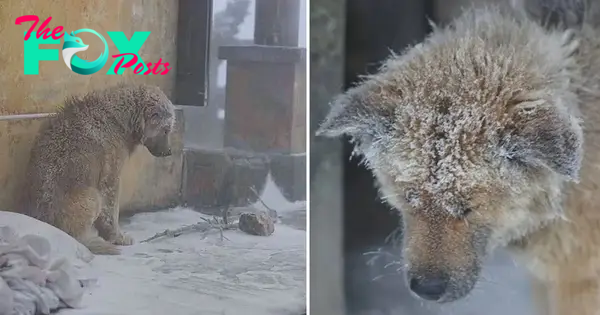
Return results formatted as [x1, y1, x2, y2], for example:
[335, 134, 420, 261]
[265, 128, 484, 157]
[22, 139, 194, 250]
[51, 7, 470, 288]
[95, 172, 134, 246]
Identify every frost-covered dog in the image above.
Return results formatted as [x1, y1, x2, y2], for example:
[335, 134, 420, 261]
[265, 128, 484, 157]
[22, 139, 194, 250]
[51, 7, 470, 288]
[318, 0, 600, 313]
[19, 84, 175, 255]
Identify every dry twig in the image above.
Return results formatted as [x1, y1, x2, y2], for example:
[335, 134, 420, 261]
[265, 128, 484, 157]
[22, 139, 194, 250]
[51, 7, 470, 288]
[141, 216, 238, 243]
[141, 181, 288, 243]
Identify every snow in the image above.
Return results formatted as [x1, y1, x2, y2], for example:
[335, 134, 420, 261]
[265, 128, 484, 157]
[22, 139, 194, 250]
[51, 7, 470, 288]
[0, 211, 94, 269]
[1, 175, 306, 315]
[251, 173, 305, 214]
[63, 208, 306, 315]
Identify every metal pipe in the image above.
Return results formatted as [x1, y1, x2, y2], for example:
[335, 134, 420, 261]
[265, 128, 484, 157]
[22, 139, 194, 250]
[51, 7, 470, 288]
[0, 105, 183, 121]
[0, 113, 56, 121]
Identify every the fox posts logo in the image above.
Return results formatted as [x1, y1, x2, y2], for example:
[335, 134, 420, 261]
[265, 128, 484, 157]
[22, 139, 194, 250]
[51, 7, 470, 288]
[16, 15, 171, 76]
[62, 29, 108, 75]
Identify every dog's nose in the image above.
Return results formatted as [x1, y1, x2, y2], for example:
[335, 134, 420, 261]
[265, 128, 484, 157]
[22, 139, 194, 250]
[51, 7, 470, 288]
[409, 274, 448, 301]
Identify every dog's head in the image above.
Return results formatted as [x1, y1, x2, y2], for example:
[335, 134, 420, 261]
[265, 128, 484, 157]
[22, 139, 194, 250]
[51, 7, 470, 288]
[137, 85, 176, 157]
[317, 8, 583, 302]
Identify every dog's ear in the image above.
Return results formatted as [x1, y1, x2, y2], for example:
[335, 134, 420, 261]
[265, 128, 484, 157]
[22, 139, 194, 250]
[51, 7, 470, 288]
[503, 99, 583, 181]
[316, 84, 396, 153]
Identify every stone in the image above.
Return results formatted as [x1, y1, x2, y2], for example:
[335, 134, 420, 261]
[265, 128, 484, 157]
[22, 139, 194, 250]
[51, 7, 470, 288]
[229, 206, 278, 222]
[238, 212, 275, 236]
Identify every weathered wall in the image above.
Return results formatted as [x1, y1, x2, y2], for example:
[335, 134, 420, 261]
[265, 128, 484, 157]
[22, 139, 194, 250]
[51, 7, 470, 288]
[0, 117, 46, 210]
[0, 0, 182, 214]
[309, 0, 346, 313]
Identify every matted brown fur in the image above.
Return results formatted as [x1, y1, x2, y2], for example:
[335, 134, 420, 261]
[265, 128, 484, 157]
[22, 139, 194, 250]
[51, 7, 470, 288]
[318, 0, 600, 313]
[18, 83, 176, 255]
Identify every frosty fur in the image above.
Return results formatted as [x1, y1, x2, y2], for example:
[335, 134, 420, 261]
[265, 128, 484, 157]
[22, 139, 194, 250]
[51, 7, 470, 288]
[318, 0, 600, 313]
[19, 84, 176, 256]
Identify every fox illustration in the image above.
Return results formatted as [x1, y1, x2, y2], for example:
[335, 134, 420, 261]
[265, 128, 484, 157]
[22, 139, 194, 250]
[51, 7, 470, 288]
[317, 0, 600, 314]
[62, 32, 89, 70]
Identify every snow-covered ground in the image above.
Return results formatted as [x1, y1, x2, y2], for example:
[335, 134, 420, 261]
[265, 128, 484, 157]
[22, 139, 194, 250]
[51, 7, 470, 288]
[63, 208, 306, 315]
[1, 175, 306, 315]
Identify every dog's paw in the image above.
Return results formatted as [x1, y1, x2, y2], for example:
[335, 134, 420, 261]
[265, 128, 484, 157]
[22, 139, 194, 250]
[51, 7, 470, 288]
[112, 232, 134, 246]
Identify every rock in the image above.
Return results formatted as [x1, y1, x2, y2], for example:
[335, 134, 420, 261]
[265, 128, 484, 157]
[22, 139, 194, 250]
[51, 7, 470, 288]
[238, 212, 275, 236]
[229, 206, 278, 222]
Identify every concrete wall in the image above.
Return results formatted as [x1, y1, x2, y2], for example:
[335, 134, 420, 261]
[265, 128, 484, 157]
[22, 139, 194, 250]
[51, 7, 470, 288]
[309, 0, 346, 313]
[0, 0, 182, 214]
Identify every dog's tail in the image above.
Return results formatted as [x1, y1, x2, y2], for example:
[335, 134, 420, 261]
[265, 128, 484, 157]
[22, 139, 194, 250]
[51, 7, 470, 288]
[78, 235, 120, 255]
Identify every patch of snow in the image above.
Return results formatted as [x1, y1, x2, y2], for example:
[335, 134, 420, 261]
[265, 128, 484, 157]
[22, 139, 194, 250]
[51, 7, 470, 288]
[0, 212, 94, 269]
[252, 173, 306, 214]
[60, 207, 306, 315]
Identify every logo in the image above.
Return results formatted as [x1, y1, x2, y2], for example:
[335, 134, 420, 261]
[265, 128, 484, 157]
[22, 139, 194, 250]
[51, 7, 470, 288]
[62, 29, 108, 75]
[15, 15, 171, 76]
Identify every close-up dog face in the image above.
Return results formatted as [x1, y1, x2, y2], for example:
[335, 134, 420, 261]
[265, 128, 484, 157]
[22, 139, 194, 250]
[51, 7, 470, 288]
[139, 86, 176, 157]
[317, 11, 583, 303]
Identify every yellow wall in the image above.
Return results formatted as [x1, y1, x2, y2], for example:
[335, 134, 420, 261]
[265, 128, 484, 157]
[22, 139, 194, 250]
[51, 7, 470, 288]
[0, 0, 183, 214]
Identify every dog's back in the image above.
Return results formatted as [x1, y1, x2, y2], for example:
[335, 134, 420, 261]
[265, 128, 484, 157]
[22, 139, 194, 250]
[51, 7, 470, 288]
[20, 96, 119, 223]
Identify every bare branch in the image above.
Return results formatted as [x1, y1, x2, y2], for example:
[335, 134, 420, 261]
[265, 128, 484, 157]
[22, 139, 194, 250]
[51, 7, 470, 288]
[141, 218, 238, 243]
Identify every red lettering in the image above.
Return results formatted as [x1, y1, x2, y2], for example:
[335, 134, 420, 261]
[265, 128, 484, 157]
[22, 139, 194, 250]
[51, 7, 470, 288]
[143, 62, 154, 75]
[112, 53, 138, 74]
[50, 26, 63, 40]
[133, 62, 145, 74]
[15, 15, 39, 40]
[112, 54, 172, 75]
[36, 17, 53, 40]
[160, 63, 172, 75]
[151, 58, 166, 75]
[15, 16, 64, 41]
